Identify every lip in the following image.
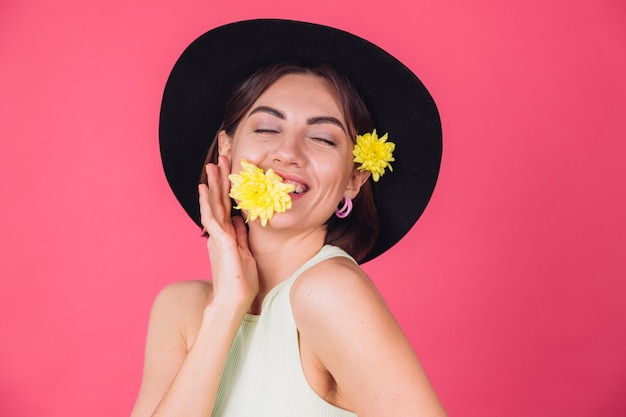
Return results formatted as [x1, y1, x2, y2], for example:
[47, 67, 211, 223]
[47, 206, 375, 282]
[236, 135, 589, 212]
[274, 170, 309, 199]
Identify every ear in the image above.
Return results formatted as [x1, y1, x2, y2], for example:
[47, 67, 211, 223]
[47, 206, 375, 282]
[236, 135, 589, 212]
[217, 130, 232, 160]
[344, 169, 370, 200]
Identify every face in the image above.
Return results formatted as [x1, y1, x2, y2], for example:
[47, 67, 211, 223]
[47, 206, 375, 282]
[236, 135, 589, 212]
[218, 73, 369, 231]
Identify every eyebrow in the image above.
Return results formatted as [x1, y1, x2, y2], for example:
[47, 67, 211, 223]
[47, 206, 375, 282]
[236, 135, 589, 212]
[308, 116, 347, 134]
[249, 106, 284, 119]
[248, 106, 347, 134]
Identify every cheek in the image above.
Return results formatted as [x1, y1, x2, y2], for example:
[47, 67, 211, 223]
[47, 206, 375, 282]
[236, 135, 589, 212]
[229, 144, 264, 171]
[318, 162, 355, 194]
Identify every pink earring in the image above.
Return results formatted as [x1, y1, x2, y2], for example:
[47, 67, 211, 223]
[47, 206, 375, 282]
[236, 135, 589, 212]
[335, 196, 353, 218]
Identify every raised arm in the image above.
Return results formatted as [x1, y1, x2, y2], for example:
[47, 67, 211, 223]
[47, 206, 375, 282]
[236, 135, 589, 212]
[131, 156, 258, 416]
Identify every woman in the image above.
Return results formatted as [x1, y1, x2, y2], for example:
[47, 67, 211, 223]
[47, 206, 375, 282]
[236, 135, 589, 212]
[132, 19, 445, 417]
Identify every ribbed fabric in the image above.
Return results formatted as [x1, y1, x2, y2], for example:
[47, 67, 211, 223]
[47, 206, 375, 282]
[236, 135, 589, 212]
[211, 245, 358, 417]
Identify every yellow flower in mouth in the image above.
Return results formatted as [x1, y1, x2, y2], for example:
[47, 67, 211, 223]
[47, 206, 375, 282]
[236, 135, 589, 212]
[228, 159, 295, 227]
[352, 129, 395, 182]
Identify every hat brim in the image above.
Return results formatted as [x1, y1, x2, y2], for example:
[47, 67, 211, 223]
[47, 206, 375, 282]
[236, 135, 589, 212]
[159, 19, 442, 263]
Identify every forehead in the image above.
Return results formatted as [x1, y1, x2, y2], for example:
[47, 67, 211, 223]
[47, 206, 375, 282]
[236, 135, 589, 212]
[252, 73, 344, 116]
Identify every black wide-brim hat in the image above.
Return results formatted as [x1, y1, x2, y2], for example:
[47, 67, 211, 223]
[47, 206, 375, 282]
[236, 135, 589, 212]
[160, 19, 442, 263]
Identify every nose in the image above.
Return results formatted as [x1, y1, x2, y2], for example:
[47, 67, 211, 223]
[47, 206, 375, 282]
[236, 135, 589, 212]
[271, 134, 306, 167]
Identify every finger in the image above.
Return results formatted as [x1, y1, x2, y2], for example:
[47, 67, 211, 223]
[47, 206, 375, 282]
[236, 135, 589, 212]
[206, 163, 227, 222]
[232, 215, 250, 252]
[198, 182, 214, 232]
[217, 155, 233, 209]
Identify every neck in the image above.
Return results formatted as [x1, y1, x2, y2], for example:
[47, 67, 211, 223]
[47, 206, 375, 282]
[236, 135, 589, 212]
[246, 224, 326, 310]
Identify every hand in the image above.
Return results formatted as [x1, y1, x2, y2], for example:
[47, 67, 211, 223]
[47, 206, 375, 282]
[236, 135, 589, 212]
[198, 156, 259, 312]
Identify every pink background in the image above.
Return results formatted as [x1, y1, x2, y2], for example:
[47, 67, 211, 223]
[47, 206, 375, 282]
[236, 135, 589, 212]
[1, 0, 625, 416]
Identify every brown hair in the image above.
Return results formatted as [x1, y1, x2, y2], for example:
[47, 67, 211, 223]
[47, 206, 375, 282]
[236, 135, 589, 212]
[200, 62, 379, 262]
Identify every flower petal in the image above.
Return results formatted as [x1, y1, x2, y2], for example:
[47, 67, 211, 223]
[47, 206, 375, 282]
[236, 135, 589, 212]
[228, 159, 295, 226]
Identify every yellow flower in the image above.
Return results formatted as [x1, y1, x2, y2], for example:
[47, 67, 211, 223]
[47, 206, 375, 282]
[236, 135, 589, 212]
[352, 129, 395, 182]
[228, 159, 295, 227]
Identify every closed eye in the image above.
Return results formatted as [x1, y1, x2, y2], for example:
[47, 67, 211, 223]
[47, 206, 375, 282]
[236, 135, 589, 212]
[312, 137, 336, 146]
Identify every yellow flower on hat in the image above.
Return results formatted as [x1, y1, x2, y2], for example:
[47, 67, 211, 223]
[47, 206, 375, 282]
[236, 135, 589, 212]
[228, 159, 295, 227]
[352, 129, 395, 182]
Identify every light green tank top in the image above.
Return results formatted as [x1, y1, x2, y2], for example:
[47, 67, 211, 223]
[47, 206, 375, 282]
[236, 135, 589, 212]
[211, 245, 358, 417]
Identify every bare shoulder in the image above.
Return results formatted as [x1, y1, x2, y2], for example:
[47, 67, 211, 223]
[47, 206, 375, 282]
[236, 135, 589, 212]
[291, 256, 447, 416]
[131, 280, 215, 417]
[290, 256, 389, 328]
[290, 255, 403, 364]
[150, 280, 214, 349]
[153, 279, 214, 311]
